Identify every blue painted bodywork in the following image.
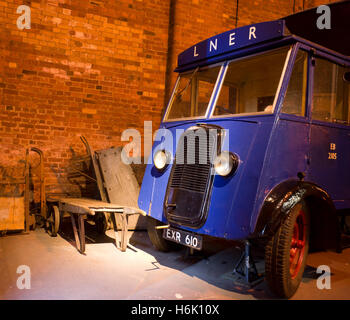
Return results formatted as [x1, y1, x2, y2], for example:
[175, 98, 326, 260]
[138, 18, 350, 241]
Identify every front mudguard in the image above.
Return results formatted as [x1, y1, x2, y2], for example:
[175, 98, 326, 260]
[254, 180, 339, 250]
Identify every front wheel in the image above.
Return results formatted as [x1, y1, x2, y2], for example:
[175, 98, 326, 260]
[265, 201, 310, 298]
[147, 217, 180, 252]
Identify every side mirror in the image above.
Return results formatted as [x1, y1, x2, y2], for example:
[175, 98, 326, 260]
[343, 71, 350, 82]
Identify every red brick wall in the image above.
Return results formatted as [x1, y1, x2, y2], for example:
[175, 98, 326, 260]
[0, 0, 338, 195]
[0, 0, 170, 193]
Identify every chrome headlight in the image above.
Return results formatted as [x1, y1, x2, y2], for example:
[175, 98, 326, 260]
[214, 151, 239, 177]
[153, 150, 170, 170]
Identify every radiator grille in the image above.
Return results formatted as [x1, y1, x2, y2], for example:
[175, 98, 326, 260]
[170, 129, 215, 193]
[165, 125, 221, 228]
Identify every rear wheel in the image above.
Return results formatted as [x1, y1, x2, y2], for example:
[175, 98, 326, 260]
[147, 217, 180, 252]
[265, 201, 310, 298]
[46, 205, 60, 237]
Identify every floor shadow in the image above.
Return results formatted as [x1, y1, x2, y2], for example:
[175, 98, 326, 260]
[57, 219, 116, 252]
[52, 219, 337, 300]
[183, 243, 275, 299]
[128, 232, 332, 300]
[128, 232, 276, 299]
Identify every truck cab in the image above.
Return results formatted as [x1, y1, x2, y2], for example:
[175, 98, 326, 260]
[138, 2, 350, 298]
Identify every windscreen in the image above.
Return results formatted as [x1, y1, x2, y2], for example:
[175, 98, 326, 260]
[165, 66, 221, 121]
[212, 47, 290, 117]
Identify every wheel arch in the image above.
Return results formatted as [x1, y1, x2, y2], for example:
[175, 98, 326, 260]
[253, 179, 339, 251]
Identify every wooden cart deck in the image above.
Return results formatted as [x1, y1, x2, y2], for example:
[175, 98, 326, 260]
[47, 197, 146, 254]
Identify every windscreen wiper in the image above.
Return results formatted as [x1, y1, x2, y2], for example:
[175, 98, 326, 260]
[175, 67, 199, 101]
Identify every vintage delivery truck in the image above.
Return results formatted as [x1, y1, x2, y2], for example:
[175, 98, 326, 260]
[138, 1, 350, 298]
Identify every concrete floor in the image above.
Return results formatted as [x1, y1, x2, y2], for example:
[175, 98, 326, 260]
[0, 222, 349, 300]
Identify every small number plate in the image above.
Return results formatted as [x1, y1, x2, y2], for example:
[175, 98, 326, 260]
[163, 227, 202, 250]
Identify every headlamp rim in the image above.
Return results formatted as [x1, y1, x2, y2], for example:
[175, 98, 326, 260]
[153, 149, 171, 171]
[214, 151, 239, 177]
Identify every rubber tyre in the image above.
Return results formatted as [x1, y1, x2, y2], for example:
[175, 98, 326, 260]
[147, 217, 180, 252]
[265, 201, 310, 298]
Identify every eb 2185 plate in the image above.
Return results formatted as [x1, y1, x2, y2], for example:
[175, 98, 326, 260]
[163, 227, 202, 250]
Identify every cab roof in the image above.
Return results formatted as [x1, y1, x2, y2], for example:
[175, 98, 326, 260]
[284, 0, 349, 56]
[176, 0, 350, 71]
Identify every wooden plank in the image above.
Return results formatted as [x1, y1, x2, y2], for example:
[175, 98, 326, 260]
[0, 197, 25, 231]
[60, 202, 93, 215]
[96, 147, 147, 229]
[96, 148, 139, 207]
[80, 136, 108, 202]
[56, 197, 146, 216]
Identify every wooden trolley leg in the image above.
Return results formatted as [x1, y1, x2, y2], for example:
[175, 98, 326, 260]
[110, 212, 128, 252]
[70, 213, 80, 252]
[120, 212, 128, 252]
[78, 214, 86, 254]
[111, 212, 121, 250]
[70, 213, 86, 254]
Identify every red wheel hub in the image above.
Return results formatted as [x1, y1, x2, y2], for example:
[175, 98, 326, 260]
[290, 210, 306, 279]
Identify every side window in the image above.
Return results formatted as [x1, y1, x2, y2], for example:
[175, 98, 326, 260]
[312, 57, 350, 124]
[281, 50, 308, 116]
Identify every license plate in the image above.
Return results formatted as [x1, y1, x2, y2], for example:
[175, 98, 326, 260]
[163, 227, 202, 250]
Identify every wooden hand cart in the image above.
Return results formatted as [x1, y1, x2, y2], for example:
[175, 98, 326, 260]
[46, 197, 146, 254]
[45, 136, 147, 254]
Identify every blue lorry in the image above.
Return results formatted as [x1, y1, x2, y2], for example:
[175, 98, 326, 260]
[138, 1, 350, 298]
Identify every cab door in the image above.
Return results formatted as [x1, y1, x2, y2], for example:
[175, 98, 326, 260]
[308, 55, 350, 203]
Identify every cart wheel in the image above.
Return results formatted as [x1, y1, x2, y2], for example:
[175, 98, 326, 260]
[265, 201, 310, 298]
[46, 205, 60, 237]
[95, 213, 107, 235]
[147, 217, 180, 252]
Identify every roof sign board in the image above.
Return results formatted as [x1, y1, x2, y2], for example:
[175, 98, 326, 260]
[177, 20, 285, 68]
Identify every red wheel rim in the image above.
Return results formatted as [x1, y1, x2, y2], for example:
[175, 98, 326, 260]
[290, 209, 306, 279]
